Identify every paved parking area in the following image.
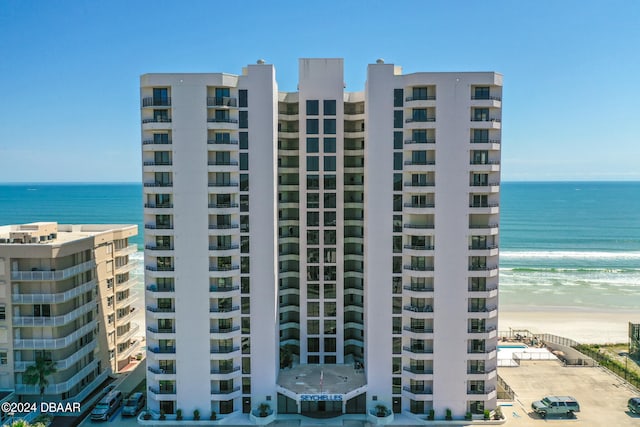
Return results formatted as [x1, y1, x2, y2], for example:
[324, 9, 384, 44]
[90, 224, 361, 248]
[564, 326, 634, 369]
[499, 360, 640, 426]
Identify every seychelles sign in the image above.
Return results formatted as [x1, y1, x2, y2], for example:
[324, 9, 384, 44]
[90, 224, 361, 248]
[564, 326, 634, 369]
[299, 394, 343, 401]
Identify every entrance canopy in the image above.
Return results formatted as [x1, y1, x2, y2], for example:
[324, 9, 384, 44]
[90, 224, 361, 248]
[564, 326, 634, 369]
[277, 364, 367, 402]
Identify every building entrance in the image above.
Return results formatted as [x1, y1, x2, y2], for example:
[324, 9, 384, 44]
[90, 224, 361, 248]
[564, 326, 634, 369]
[300, 400, 342, 418]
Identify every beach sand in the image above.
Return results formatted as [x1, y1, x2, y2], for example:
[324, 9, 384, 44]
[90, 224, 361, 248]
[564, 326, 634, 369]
[499, 307, 640, 344]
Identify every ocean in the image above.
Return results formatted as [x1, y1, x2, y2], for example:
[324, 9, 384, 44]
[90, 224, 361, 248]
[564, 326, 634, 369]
[1, 182, 639, 312]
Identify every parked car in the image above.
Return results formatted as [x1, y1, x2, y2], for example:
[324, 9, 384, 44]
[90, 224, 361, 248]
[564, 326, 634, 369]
[91, 390, 123, 421]
[531, 396, 580, 418]
[628, 397, 640, 414]
[122, 392, 146, 417]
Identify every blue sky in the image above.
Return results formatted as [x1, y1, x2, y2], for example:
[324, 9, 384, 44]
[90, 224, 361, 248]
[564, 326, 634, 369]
[0, 0, 638, 182]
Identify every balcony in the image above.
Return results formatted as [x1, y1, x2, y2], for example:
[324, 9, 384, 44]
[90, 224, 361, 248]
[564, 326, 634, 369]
[143, 182, 173, 188]
[208, 203, 239, 209]
[146, 305, 175, 313]
[146, 284, 175, 293]
[145, 245, 173, 252]
[403, 326, 434, 334]
[145, 265, 175, 272]
[147, 326, 176, 334]
[12, 279, 96, 303]
[13, 301, 97, 327]
[211, 386, 241, 395]
[470, 138, 501, 144]
[11, 260, 95, 281]
[208, 224, 239, 230]
[209, 265, 239, 272]
[117, 324, 141, 344]
[13, 320, 96, 349]
[148, 366, 176, 375]
[402, 386, 432, 395]
[468, 346, 497, 354]
[210, 366, 241, 375]
[207, 117, 238, 124]
[405, 138, 436, 145]
[404, 224, 434, 230]
[143, 161, 173, 166]
[406, 95, 436, 101]
[403, 366, 434, 375]
[148, 386, 176, 395]
[210, 346, 240, 354]
[403, 265, 434, 272]
[142, 117, 172, 124]
[405, 117, 436, 123]
[403, 203, 435, 209]
[209, 306, 240, 313]
[207, 182, 239, 188]
[404, 245, 434, 251]
[208, 160, 239, 166]
[209, 285, 240, 293]
[16, 360, 99, 395]
[471, 95, 501, 101]
[207, 97, 237, 107]
[471, 117, 501, 123]
[148, 346, 176, 354]
[142, 97, 172, 107]
[143, 139, 172, 145]
[403, 285, 434, 293]
[210, 326, 241, 334]
[404, 305, 433, 313]
[208, 139, 239, 145]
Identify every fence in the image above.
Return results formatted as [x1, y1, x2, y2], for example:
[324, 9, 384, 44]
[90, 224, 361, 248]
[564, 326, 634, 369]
[573, 345, 640, 389]
[497, 375, 515, 400]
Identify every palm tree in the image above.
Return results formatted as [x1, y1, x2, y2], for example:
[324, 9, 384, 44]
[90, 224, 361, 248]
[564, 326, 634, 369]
[23, 357, 57, 401]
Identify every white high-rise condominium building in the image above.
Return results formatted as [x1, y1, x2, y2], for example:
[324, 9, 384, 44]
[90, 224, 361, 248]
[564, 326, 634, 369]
[0, 222, 138, 414]
[141, 58, 501, 423]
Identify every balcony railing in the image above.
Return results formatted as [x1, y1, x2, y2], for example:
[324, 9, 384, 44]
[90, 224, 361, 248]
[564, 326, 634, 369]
[471, 95, 501, 101]
[208, 182, 239, 187]
[403, 386, 433, 394]
[13, 320, 96, 349]
[11, 260, 95, 281]
[148, 347, 176, 354]
[405, 139, 436, 144]
[467, 386, 496, 394]
[144, 161, 173, 166]
[145, 265, 175, 272]
[468, 326, 497, 334]
[470, 182, 500, 187]
[145, 245, 173, 251]
[207, 139, 238, 145]
[209, 285, 240, 292]
[210, 346, 240, 354]
[209, 306, 240, 313]
[404, 161, 436, 166]
[404, 224, 435, 229]
[142, 97, 172, 107]
[404, 245, 435, 250]
[468, 265, 498, 272]
[12, 302, 97, 327]
[404, 265, 435, 272]
[470, 139, 500, 144]
[148, 366, 176, 375]
[207, 97, 237, 107]
[403, 326, 434, 333]
[469, 284, 498, 292]
[208, 160, 239, 166]
[208, 245, 239, 251]
[403, 285, 434, 292]
[209, 265, 239, 272]
[149, 386, 176, 394]
[404, 305, 433, 313]
[208, 203, 239, 209]
[143, 139, 172, 145]
[12, 279, 96, 303]
[208, 224, 239, 230]
[207, 117, 238, 123]
[145, 203, 173, 209]
[147, 326, 176, 334]
[406, 117, 436, 123]
[469, 224, 499, 229]
[147, 305, 175, 313]
[142, 117, 172, 123]
[210, 326, 241, 334]
[470, 160, 500, 165]
[468, 346, 497, 354]
[210, 366, 241, 374]
[211, 386, 241, 394]
[146, 284, 175, 292]
[403, 366, 434, 374]
[404, 203, 435, 208]
[406, 95, 436, 101]
[471, 117, 501, 122]
[468, 305, 497, 313]
[143, 182, 173, 187]
[469, 203, 499, 208]
[469, 244, 499, 250]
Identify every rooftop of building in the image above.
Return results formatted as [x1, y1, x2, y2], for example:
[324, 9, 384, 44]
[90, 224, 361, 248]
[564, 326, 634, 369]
[0, 222, 137, 245]
[278, 364, 366, 396]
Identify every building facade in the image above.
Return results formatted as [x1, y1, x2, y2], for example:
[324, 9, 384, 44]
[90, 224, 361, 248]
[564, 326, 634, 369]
[141, 58, 501, 423]
[0, 222, 139, 409]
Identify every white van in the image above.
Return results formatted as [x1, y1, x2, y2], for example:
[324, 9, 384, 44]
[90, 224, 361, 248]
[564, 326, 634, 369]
[91, 390, 123, 421]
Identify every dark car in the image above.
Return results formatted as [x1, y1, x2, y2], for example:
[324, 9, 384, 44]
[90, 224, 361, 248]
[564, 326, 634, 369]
[122, 392, 145, 417]
[628, 397, 640, 414]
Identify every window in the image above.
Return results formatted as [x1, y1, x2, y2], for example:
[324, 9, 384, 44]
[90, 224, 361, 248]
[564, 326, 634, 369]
[324, 119, 336, 134]
[307, 119, 319, 134]
[239, 132, 249, 149]
[153, 87, 169, 104]
[472, 129, 488, 143]
[239, 111, 248, 128]
[394, 110, 403, 128]
[241, 236, 250, 253]
[240, 153, 249, 170]
[307, 283, 320, 298]
[308, 320, 319, 334]
[473, 86, 490, 100]
[240, 174, 249, 191]
[240, 195, 249, 212]
[306, 100, 319, 115]
[154, 133, 170, 144]
[307, 193, 319, 208]
[324, 338, 336, 352]
[394, 89, 404, 107]
[324, 211, 336, 226]
[393, 153, 402, 170]
[307, 156, 319, 171]
[323, 100, 336, 115]
[307, 211, 319, 226]
[241, 277, 250, 293]
[393, 174, 402, 191]
[324, 230, 336, 245]
[306, 137, 319, 153]
[393, 194, 402, 212]
[239, 89, 248, 107]
[393, 215, 402, 232]
[392, 256, 401, 273]
[307, 230, 319, 244]
[324, 175, 336, 189]
[33, 304, 51, 317]
[307, 175, 320, 190]
[393, 236, 402, 253]
[308, 302, 320, 317]
[324, 156, 336, 171]
[0, 305, 5, 320]
[324, 302, 336, 317]
[324, 193, 336, 209]
[308, 338, 320, 352]
[324, 138, 336, 153]
[324, 283, 336, 298]
[394, 132, 403, 149]
[307, 248, 320, 263]
[473, 108, 489, 121]
[0, 352, 7, 365]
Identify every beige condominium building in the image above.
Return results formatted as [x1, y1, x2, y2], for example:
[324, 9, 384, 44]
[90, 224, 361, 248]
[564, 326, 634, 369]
[0, 222, 139, 407]
[141, 58, 501, 424]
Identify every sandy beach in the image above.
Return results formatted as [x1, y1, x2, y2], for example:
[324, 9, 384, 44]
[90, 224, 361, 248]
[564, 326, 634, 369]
[499, 307, 640, 344]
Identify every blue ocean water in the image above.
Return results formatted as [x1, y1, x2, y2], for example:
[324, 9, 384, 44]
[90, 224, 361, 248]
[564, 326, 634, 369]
[0, 181, 639, 310]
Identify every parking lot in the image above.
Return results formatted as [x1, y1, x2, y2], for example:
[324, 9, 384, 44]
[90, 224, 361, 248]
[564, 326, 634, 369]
[499, 360, 640, 426]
